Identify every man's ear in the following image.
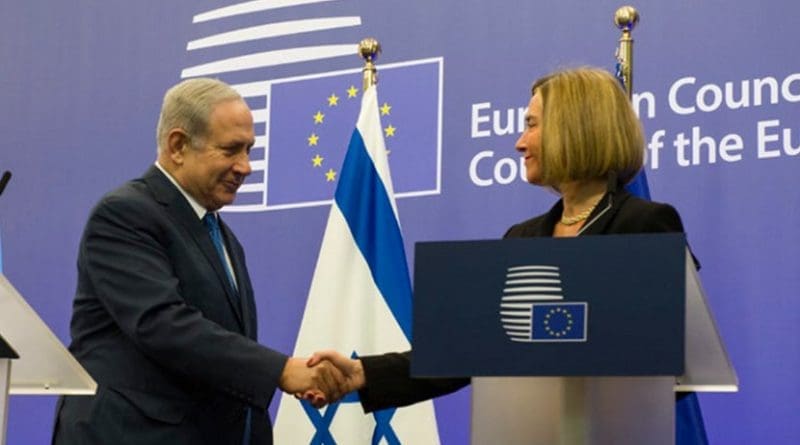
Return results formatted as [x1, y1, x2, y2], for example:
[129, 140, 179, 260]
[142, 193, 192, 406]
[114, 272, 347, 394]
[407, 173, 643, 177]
[166, 129, 191, 165]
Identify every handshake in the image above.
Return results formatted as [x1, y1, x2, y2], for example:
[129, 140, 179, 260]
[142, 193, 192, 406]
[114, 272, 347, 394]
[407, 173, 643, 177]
[278, 350, 364, 408]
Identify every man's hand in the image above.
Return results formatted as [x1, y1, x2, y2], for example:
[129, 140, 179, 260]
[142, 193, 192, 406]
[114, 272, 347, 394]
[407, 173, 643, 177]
[279, 357, 346, 407]
[300, 350, 366, 405]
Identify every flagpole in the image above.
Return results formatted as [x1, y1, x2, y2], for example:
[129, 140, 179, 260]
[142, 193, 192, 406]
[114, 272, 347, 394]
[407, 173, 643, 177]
[614, 8, 710, 443]
[359, 38, 381, 90]
[614, 5, 652, 198]
[614, 6, 639, 100]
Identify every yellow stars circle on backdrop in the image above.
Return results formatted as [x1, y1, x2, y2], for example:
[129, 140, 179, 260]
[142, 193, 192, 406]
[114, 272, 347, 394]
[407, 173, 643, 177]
[304, 85, 397, 183]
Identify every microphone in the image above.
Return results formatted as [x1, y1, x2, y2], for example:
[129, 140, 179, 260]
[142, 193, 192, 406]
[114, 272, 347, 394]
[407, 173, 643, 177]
[577, 170, 617, 235]
[0, 171, 11, 197]
[606, 170, 618, 197]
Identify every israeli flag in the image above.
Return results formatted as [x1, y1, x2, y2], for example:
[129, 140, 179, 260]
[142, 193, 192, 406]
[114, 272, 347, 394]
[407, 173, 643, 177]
[273, 86, 441, 444]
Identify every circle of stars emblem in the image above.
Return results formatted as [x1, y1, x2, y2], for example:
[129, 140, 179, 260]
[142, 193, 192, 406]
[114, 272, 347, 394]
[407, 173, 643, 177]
[543, 307, 574, 338]
[305, 85, 397, 183]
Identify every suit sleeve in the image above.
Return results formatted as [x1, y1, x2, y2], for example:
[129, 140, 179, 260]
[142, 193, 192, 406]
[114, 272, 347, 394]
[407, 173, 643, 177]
[639, 202, 685, 233]
[357, 351, 469, 413]
[635, 201, 701, 270]
[81, 193, 288, 409]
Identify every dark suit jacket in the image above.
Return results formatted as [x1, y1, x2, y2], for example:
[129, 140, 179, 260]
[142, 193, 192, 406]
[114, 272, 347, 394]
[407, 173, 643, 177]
[358, 188, 689, 412]
[53, 166, 288, 445]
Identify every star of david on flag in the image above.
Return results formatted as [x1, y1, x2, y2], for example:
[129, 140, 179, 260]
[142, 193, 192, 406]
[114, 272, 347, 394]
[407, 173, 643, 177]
[273, 85, 441, 444]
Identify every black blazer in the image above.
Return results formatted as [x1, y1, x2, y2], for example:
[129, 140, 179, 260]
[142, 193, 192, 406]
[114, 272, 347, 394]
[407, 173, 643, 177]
[53, 166, 288, 445]
[357, 188, 688, 412]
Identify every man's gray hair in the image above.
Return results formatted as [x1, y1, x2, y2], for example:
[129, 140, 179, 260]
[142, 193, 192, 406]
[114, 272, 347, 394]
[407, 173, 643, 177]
[156, 78, 243, 154]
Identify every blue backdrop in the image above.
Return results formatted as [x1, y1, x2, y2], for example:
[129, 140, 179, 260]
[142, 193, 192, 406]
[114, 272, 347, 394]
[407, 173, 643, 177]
[1, 1, 798, 443]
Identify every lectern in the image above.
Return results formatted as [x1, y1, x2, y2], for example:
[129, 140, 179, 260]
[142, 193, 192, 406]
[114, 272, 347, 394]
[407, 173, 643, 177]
[0, 274, 96, 445]
[411, 234, 736, 445]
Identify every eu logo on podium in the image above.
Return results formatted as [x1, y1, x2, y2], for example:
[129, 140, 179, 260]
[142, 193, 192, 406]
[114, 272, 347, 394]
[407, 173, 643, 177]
[500, 265, 589, 343]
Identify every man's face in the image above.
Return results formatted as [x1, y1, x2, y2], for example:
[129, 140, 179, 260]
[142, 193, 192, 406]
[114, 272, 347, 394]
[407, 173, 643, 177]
[179, 99, 255, 211]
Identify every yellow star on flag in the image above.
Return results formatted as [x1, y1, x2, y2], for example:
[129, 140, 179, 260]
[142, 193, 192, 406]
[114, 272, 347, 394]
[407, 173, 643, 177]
[380, 102, 392, 116]
[384, 124, 396, 137]
[327, 93, 339, 106]
[312, 154, 324, 167]
[325, 168, 337, 182]
[346, 85, 359, 98]
[313, 111, 325, 124]
[307, 133, 319, 146]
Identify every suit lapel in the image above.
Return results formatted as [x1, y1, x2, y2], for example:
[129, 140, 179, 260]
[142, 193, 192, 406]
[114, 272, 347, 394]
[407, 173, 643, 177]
[142, 167, 246, 331]
[533, 199, 562, 237]
[578, 189, 631, 236]
[218, 218, 256, 338]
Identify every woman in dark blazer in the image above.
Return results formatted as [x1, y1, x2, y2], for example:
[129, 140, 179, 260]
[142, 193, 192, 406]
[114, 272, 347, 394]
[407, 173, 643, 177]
[308, 68, 699, 426]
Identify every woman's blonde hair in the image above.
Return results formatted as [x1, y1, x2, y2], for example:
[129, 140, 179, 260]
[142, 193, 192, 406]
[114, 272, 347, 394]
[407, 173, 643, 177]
[533, 67, 644, 186]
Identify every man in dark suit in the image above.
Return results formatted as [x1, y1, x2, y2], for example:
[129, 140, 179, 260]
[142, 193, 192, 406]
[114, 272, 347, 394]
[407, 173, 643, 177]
[52, 78, 341, 445]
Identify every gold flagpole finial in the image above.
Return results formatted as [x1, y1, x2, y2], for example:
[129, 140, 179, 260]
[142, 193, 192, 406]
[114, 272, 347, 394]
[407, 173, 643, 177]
[358, 38, 381, 91]
[614, 6, 639, 100]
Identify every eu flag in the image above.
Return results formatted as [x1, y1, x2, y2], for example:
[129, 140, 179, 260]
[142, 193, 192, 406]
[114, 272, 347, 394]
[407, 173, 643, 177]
[258, 59, 441, 210]
[531, 302, 587, 341]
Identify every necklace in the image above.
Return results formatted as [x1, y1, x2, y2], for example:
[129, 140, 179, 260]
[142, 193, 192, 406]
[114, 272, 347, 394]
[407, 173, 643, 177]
[559, 200, 600, 226]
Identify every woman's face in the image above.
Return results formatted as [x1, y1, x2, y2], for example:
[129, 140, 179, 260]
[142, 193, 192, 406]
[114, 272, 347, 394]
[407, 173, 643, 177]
[515, 92, 543, 184]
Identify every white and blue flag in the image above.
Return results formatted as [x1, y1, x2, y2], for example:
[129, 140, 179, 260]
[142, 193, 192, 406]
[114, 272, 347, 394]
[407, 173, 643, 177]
[273, 85, 441, 444]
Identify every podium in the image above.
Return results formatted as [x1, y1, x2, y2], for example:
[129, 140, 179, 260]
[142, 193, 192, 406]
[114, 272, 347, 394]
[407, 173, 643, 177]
[411, 234, 737, 445]
[0, 274, 96, 445]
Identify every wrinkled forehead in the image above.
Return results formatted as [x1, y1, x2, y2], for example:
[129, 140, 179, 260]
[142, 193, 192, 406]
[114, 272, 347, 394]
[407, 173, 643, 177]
[208, 99, 252, 123]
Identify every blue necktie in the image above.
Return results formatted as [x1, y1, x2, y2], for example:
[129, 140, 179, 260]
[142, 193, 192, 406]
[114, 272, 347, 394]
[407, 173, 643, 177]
[203, 213, 252, 445]
[202, 213, 237, 294]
